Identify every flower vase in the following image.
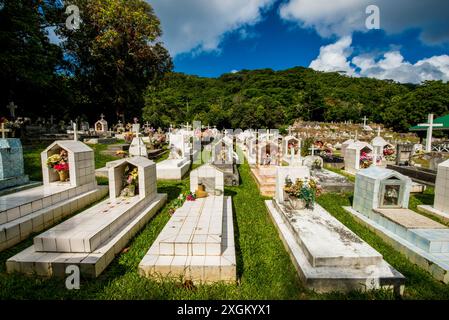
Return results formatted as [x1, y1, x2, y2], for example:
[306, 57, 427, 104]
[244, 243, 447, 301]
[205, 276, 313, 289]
[288, 196, 306, 210]
[58, 170, 69, 182]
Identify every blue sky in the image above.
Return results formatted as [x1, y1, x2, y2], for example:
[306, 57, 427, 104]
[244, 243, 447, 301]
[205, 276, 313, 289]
[149, 0, 449, 83]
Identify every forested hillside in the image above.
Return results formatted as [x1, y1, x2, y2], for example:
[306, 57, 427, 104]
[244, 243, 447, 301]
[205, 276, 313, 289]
[143, 67, 449, 132]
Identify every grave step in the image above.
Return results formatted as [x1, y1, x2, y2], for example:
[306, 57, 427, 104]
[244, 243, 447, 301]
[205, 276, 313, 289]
[0, 186, 108, 252]
[34, 195, 149, 253]
[370, 209, 449, 253]
[0, 182, 94, 222]
[407, 229, 449, 253]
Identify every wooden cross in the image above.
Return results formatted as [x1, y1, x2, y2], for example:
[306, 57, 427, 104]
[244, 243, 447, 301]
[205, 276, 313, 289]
[418, 114, 443, 152]
[7, 102, 17, 118]
[0, 123, 11, 139]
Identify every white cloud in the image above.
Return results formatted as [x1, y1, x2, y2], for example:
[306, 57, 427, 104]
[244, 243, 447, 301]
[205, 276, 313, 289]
[310, 37, 449, 84]
[280, 0, 449, 45]
[309, 36, 354, 75]
[231, 69, 239, 74]
[149, 0, 274, 56]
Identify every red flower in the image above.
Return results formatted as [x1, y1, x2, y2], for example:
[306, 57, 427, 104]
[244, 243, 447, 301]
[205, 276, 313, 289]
[54, 163, 69, 172]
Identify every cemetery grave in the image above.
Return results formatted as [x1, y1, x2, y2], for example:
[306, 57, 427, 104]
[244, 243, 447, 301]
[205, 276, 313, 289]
[7, 156, 167, 277]
[0, 140, 108, 252]
[266, 166, 404, 294]
[139, 164, 236, 283]
[344, 167, 449, 284]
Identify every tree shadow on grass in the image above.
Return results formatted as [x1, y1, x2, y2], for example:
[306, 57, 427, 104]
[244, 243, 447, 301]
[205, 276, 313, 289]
[158, 184, 184, 202]
[230, 198, 244, 281]
[412, 193, 434, 206]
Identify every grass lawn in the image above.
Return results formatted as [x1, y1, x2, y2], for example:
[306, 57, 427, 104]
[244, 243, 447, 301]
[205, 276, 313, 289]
[1, 144, 448, 299]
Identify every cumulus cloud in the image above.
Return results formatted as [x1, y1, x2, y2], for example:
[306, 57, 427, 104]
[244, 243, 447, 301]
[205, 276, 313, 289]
[149, 0, 274, 56]
[309, 36, 354, 75]
[279, 0, 449, 45]
[310, 37, 449, 84]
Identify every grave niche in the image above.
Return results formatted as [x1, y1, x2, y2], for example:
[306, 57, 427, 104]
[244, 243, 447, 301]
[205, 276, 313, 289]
[45, 145, 70, 184]
[352, 167, 411, 217]
[109, 157, 154, 201]
[41, 141, 96, 188]
[189, 164, 224, 196]
[258, 141, 280, 166]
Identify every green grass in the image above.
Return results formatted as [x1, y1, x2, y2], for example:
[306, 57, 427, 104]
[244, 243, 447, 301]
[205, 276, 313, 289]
[1, 145, 449, 299]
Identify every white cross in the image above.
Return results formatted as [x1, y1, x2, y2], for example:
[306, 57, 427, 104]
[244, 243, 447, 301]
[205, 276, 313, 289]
[100, 113, 105, 120]
[73, 123, 78, 141]
[0, 123, 11, 139]
[7, 102, 17, 118]
[377, 126, 382, 137]
[288, 126, 293, 136]
[418, 114, 443, 152]
[132, 124, 141, 137]
[186, 122, 192, 131]
[362, 116, 368, 127]
[144, 121, 151, 129]
[309, 143, 315, 156]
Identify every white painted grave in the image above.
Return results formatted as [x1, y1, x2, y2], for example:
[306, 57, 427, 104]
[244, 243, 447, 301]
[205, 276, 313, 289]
[344, 167, 449, 284]
[7, 156, 167, 277]
[267, 166, 405, 293]
[419, 159, 449, 223]
[344, 141, 374, 175]
[0, 141, 108, 252]
[139, 164, 236, 283]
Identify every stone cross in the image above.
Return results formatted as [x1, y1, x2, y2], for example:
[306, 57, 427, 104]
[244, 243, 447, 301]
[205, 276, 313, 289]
[73, 123, 78, 141]
[100, 113, 105, 120]
[309, 143, 315, 156]
[0, 123, 11, 139]
[362, 116, 368, 127]
[288, 126, 293, 136]
[7, 102, 17, 119]
[418, 114, 443, 153]
[132, 124, 141, 137]
[377, 126, 382, 137]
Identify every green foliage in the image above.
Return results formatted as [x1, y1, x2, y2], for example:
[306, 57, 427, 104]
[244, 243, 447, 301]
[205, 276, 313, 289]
[143, 68, 449, 132]
[55, 0, 172, 121]
[0, 0, 67, 118]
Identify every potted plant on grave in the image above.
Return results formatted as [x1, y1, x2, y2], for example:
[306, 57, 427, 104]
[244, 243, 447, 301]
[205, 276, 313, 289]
[283, 176, 321, 210]
[124, 132, 134, 144]
[46, 150, 69, 182]
[360, 151, 373, 168]
[120, 166, 139, 197]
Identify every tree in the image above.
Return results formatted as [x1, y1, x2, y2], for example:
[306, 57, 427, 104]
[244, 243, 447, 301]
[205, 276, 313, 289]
[0, 0, 65, 118]
[57, 0, 172, 122]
